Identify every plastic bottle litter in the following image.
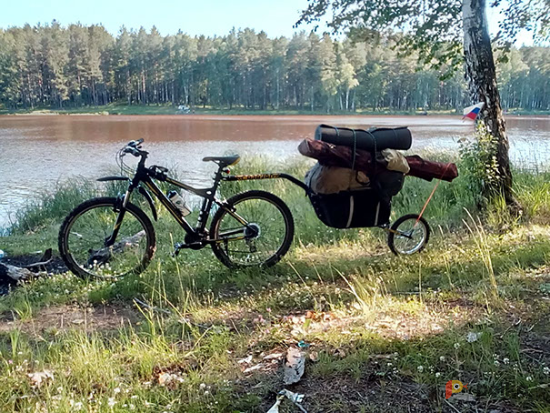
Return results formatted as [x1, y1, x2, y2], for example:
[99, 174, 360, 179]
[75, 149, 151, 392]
[167, 191, 191, 216]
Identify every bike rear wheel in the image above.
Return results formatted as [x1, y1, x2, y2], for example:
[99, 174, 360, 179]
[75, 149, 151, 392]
[58, 197, 156, 280]
[209, 190, 294, 268]
[387, 214, 430, 255]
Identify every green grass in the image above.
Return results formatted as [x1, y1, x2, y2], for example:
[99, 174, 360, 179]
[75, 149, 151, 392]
[1, 158, 550, 411]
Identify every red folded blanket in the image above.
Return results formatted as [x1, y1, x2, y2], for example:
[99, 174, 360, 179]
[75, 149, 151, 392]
[405, 155, 458, 182]
[298, 139, 458, 182]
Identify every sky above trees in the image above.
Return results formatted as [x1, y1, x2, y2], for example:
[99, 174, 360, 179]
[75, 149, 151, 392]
[0, 0, 314, 38]
[0, 0, 537, 45]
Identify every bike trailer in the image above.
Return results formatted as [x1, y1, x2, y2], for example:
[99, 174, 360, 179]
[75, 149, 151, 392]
[302, 124, 412, 229]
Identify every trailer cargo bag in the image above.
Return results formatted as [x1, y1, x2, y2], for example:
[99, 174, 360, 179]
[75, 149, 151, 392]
[309, 189, 391, 228]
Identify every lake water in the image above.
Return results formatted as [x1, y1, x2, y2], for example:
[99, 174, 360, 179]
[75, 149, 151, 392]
[1, 114, 550, 228]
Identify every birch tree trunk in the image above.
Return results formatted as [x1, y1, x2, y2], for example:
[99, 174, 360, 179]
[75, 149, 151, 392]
[463, 0, 518, 210]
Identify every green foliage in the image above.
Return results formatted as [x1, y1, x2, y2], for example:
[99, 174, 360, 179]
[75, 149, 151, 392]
[0, 23, 548, 113]
[297, 0, 549, 77]
[458, 123, 502, 208]
[8, 179, 124, 235]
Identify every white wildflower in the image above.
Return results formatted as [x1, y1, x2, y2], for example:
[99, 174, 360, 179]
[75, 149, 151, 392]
[417, 366, 424, 373]
[466, 332, 480, 343]
[543, 367, 550, 375]
[199, 383, 207, 390]
[435, 372, 441, 378]
[114, 387, 121, 394]
[439, 356, 446, 362]
[526, 376, 533, 382]
[454, 343, 460, 349]
[503, 358, 510, 365]
[494, 360, 500, 366]
[108, 398, 116, 407]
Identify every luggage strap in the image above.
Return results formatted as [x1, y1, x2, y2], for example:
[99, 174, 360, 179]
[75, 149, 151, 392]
[329, 125, 377, 191]
[415, 162, 453, 225]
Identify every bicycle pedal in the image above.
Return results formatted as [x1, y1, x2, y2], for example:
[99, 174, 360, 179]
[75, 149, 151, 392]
[172, 242, 184, 257]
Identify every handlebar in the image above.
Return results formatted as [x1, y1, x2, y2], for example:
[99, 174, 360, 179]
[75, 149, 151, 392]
[128, 139, 144, 148]
[121, 139, 147, 158]
[122, 146, 142, 156]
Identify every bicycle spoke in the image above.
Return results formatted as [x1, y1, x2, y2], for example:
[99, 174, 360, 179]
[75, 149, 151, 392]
[212, 193, 292, 268]
[64, 201, 152, 279]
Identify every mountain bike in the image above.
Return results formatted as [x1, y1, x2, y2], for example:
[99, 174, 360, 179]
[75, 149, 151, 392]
[58, 139, 300, 279]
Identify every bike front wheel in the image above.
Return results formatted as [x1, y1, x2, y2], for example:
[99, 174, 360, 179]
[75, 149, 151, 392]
[387, 214, 430, 255]
[58, 197, 156, 280]
[209, 190, 294, 268]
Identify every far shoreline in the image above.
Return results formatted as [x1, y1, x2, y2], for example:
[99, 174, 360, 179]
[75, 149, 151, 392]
[1, 104, 548, 117]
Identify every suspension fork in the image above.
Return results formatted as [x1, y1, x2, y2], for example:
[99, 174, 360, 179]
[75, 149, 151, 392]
[104, 188, 132, 246]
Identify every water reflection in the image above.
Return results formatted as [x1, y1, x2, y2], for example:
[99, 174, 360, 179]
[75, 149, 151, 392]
[1, 114, 549, 228]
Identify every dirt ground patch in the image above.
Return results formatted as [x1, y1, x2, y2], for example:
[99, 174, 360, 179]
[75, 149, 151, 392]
[0, 303, 140, 334]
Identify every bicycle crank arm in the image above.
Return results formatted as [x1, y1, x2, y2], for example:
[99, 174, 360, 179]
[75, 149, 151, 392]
[172, 241, 206, 256]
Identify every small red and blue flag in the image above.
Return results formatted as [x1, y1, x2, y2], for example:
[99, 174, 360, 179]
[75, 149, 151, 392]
[462, 102, 485, 121]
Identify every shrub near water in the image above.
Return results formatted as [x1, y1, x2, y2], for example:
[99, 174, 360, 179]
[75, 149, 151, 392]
[9, 179, 126, 235]
[7, 153, 550, 239]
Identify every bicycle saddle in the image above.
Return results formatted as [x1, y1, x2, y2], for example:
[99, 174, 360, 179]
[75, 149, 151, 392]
[202, 155, 240, 166]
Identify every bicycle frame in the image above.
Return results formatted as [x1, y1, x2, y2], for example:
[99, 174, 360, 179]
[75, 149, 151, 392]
[101, 152, 309, 249]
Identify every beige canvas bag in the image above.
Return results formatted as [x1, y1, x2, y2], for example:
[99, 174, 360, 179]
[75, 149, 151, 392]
[381, 149, 410, 174]
[305, 163, 370, 194]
